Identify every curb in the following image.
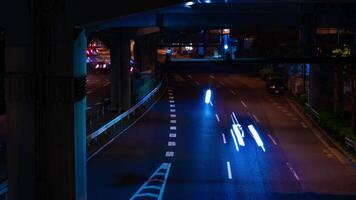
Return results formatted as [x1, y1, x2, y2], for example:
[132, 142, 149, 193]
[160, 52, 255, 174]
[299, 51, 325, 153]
[287, 98, 356, 166]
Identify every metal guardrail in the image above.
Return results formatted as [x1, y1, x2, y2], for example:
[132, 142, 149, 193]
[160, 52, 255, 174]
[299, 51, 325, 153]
[88, 81, 162, 142]
[345, 137, 356, 152]
[0, 179, 8, 199]
[87, 98, 111, 128]
[305, 103, 320, 122]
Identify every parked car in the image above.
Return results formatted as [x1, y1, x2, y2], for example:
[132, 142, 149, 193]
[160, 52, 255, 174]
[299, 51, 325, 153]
[266, 78, 285, 94]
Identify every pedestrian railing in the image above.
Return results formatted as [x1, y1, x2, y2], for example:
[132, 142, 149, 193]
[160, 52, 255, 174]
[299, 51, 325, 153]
[305, 103, 320, 122]
[0, 179, 8, 200]
[87, 80, 164, 157]
[345, 137, 356, 152]
[86, 97, 111, 128]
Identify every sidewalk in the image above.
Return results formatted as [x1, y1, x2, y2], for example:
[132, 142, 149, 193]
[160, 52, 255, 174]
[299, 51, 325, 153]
[287, 98, 356, 166]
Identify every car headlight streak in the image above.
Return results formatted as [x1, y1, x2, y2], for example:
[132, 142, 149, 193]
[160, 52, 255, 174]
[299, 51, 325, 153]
[248, 125, 266, 152]
[205, 89, 212, 104]
[229, 112, 266, 152]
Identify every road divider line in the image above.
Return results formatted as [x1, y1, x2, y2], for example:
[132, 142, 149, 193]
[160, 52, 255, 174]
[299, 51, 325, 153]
[226, 161, 232, 179]
[169, 100, 175, 103]
[169, 96, 174, 100]
[215, 114, 220, 122]
[170, 104, 175, 108]
[170, 114, 176, 118]
[268, 134, 278, 145]
[170, 109, 176, 113]
[286, 162, 300, 181]
[170, 120, 176, 124]
[241, 101, 247, 108]
[252, 114, 260, 123]
[170, 126, 176, 130]
[222, 133, 227, 144]
[169, 133, 176, 138]
[168, 141, 176, 147]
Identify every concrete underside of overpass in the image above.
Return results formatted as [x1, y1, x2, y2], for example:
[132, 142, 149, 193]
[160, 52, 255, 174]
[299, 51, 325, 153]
[0, 0, 356, 200]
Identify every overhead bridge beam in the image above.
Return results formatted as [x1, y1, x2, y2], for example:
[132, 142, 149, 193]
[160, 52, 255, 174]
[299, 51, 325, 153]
[161, 57, 356, 74]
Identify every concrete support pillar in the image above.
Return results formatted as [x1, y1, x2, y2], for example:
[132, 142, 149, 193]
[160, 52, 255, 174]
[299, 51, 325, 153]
[101, 29, 132, 113]
[300, 4, 316, 107]
[120, 35, 132, 111]
[3, 3, 87, 199]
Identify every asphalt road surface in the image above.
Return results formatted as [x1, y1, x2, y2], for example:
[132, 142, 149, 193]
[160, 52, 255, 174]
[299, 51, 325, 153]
[88, 74, 356, 200]
[86, 72, 110, 110]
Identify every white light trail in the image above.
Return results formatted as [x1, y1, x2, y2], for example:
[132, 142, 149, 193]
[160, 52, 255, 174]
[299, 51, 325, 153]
[205, 89, 212, 104]
[248, 124, 266, 152]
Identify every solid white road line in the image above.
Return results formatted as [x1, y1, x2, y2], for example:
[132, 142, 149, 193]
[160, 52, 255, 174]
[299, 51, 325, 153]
[241, 100, 248, 108]
[170, 120, 176, 124]
[226, 161, 232, 179]
[215, 114, 220, 122]
[170, 114, 176, 118]
[252, 114, 260, 123]
[168, 141, 176, 146]
[165, 151, 174, 157]
[222, 133, 227, 144]
[286, 162, 300, 181]
[169, 133, 176, 138]
[170, 126, 177, 130]
[268, 134, 278, 145]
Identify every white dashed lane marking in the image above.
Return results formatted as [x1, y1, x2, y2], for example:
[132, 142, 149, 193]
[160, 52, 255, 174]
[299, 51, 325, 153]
[169, 133, 176, 138]
[241, 101, 248, 108]
[226, 161, 232, 179]
[286, 162, 300, 181]
[215, 114, 220, 122]
[170, 114, 176, 118]
[170, 120, 176, 124]
[252, 114, 260, 123]
[222, 133, 227, 144]
[168, 141, 176, 147]
[170, 126, 177, 130]
[268, 134, 278, 145]
[170, 109, 176, 113]
[165, 151, 174, 157]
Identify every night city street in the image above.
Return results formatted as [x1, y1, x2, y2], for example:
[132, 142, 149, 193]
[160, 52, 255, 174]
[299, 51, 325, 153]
[1, 0, 356, 200]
